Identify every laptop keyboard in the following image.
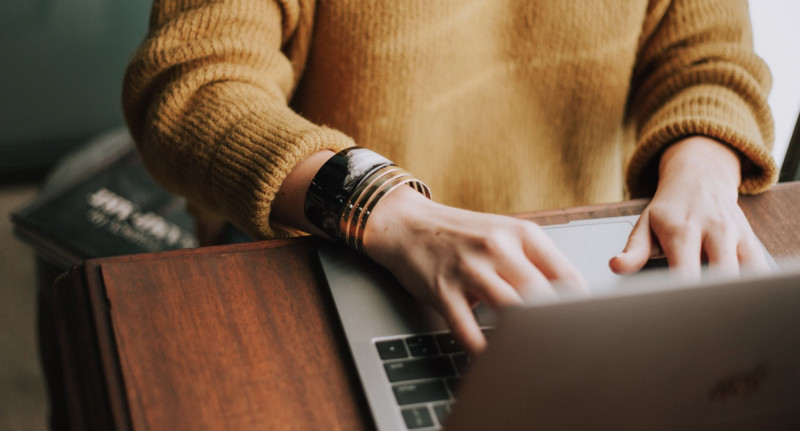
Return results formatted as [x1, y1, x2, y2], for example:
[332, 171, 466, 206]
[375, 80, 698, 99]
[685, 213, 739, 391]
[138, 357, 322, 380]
[374, 330, 491, 429]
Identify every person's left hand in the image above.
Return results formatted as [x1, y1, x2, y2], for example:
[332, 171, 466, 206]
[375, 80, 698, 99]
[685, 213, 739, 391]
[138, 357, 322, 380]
[609, 136, 770, 278]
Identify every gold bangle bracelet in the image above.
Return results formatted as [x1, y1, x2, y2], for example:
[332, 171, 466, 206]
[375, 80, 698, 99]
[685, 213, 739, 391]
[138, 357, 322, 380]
[353, 176, 428, 252]
[342, 169, 410, 249]
[338, 166, 404, 245]
[305, 146, 430, 253]
[348, 171, 414, 251]
[338, 165, 430, 252]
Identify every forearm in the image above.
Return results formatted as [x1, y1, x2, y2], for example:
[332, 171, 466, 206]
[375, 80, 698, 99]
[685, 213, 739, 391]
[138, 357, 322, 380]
[271, 150, 336, 237]
[123, 0, 353, 239]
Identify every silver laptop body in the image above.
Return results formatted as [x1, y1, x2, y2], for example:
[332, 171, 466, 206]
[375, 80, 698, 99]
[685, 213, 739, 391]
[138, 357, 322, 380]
[317, 215, 796, 430]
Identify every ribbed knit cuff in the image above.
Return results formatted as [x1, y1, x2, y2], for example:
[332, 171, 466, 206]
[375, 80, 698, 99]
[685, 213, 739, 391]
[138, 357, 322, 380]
[626, 85, 778, 198]
[209, 106, 354, 239]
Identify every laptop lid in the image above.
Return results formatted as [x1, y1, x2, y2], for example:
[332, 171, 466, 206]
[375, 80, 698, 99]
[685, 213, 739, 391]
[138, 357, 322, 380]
[446, 266, 800, 430]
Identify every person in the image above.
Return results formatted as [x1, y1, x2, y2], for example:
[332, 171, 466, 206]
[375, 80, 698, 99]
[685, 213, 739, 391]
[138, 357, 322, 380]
[123, 0, 777, 354]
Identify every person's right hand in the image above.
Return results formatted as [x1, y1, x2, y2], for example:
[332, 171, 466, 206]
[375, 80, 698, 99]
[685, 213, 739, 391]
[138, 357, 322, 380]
[362, 186, 587, 355]
[270, 150, 586, 355]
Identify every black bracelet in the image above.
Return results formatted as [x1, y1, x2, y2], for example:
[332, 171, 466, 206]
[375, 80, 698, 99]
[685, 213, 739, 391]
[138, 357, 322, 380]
[304, 147, 430, 251]
[304, 147, 393, 238]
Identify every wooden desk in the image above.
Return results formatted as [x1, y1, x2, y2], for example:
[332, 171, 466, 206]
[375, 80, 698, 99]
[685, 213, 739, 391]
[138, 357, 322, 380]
[53, 183, 800, 430]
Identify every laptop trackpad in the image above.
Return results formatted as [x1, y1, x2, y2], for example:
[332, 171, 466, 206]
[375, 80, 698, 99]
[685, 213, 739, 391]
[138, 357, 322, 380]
[543, 218, 636, 289]
[474, 217, 640, 326]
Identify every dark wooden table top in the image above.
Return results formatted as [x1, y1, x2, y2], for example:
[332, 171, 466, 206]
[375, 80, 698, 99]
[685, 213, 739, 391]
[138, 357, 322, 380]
[53, 182, 800, 430]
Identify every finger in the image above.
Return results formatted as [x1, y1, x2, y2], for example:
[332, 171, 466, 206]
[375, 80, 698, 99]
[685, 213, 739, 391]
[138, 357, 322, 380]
[466, 268, 524, 310]
[609, 213, 658, 275]
[437, 293, 487, 355]
[519, 279, 560, 303]
[729, 209, 770, 273]
[493, 251, 554, 300]
[702, 230, 739, 275]
[519, 224, 587, 289]
[737, 233, 771, 273]
[659, 225, 703, 280]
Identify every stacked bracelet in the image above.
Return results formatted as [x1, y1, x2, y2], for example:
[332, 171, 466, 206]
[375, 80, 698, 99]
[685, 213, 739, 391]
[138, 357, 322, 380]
[304, 147, 431, 252]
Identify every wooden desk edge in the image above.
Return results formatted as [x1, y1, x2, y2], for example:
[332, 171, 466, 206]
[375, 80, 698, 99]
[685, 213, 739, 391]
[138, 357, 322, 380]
[53, 263, 132, 430]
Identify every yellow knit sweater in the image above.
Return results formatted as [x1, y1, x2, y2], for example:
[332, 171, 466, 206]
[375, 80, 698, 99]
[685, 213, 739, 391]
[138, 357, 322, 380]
[123, 0, 777, 239]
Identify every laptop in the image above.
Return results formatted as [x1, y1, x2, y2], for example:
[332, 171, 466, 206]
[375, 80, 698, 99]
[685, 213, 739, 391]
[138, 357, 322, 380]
[317, 216, 800, 430]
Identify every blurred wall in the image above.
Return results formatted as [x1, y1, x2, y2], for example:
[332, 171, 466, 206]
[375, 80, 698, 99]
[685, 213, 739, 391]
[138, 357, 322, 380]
[751, 0, 800, 168]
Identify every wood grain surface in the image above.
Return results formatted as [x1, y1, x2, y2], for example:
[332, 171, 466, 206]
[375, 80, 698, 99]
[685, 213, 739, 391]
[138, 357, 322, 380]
[98, 238, 371, 430]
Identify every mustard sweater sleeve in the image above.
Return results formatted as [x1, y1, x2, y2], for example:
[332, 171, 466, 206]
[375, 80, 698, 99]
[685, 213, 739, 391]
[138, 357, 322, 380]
[122, 0, 354, 239]
[625, 0, 777, 198]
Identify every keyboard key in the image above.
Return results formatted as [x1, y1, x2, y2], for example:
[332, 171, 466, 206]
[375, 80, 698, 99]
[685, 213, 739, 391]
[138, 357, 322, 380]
[452, 353, 472, 375]
[435, 333, 464, 354]
[384, 356, 456, 382]
[644, 257, 667, 270]
[405, 335, 439, 356]
[432, 403, 451, 425]
[393, 381, 451, 405]
[401, 406, 434, 429]
[446, 377, 461, 396]
[376, 339, 408, 360]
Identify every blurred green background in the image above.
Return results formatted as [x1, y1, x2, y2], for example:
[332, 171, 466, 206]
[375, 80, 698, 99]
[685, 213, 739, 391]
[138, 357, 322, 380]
[0, 1, 151, 178]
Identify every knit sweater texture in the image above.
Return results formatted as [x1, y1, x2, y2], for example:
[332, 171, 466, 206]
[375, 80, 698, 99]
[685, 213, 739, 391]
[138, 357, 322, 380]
[123, 0, 777, 239]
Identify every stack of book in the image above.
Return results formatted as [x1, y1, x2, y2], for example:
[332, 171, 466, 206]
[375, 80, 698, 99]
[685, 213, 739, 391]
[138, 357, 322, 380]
[11, 129, 198, 270]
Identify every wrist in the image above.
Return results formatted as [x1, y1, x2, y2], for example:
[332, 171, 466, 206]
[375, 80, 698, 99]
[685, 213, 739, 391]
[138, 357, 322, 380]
[303, 146, 431, 252]
[659, 136, 741, 192]
[273, 150, 336, 238]
[361, 185, 436, 258]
